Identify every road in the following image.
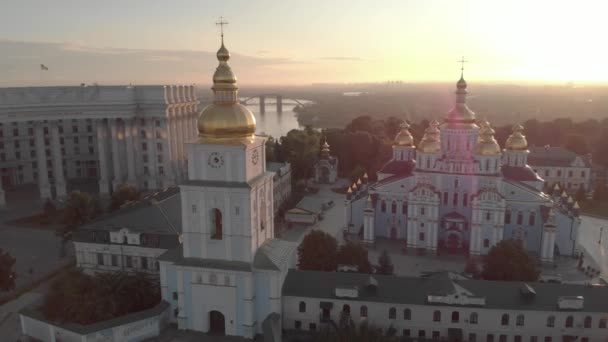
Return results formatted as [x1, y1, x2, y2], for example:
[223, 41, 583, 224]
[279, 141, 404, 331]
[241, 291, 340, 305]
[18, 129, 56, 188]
[577, 215, 608, 279]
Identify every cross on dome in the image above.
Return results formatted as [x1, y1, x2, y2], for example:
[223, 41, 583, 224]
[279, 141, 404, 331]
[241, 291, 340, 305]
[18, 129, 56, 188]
[458, 56, 468, 78]
[216, 16, 229, 41]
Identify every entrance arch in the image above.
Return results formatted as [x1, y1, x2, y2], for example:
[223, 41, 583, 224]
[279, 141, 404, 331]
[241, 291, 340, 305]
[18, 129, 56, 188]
[209, 311, 225, 335]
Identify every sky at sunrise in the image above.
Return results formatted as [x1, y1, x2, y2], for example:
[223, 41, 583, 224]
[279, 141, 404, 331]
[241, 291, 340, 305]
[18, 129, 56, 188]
[1, 0, 607, 86]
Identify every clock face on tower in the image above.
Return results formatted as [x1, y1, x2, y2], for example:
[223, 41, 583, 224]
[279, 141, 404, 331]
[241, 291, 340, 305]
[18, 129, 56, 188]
[207, 152, 224, 168]
[251, 149, 259, 165]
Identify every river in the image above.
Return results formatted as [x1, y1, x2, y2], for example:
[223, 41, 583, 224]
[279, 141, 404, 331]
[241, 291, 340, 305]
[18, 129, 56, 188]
[241, 99, 305, 139]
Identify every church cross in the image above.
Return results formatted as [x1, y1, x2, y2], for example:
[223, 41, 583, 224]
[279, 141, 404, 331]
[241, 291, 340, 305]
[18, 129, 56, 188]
[458, 56, 468, 78]
[216, 16, 229, 40]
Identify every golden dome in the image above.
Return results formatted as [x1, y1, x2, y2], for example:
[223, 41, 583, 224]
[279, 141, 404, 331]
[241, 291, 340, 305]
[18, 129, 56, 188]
[418, 120, 441, 153]
[198, 37, 256, 139]
[394, 122, 415, 146]
[443, 74, 476, 128]
[475, 121, 501, 155]
[505, 124, 528, 150]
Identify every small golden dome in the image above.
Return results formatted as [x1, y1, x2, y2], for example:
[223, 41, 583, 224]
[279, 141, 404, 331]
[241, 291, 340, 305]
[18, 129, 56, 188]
[418, 120, 441, 153]
[475, 122, 501, 156]
[505, 124, 528, 150]
[198, 37, 256, 139]
[394, 122, 415, 146]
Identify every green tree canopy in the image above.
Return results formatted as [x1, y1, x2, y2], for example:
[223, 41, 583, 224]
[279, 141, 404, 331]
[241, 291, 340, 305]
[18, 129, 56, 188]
[110, 184, 140, 211]
[336, 242, 372, 273]
[280, 128, 321, 182]
[564, 134, 589, 155]
[0, 249, 16, 291]
[376, 249, 394, 275]
[481, 240, 539, 281]
[41, 270, 160, 325]
[63, 191, 98, 229]
[297, 230, 338, 271]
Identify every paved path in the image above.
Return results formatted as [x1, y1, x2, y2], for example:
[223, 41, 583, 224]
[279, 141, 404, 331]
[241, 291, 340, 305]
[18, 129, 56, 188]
[576, 215, 608, 279]
[0, 287, 46, 341]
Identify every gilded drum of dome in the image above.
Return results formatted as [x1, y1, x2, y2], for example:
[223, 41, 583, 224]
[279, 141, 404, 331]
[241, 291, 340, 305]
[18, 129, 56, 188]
[505, 132, 528, 150]
[394, 130, 414, 146]
[418, 139, 441, 153]
[198, 103, 256, 138]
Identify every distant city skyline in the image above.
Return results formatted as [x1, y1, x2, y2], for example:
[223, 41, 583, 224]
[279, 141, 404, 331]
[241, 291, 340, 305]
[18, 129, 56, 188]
[1, 0, 607, 86]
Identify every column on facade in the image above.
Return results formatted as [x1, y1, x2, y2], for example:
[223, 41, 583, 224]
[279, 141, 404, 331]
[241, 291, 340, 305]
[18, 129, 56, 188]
[0, 181, 5, 207]
[242, 274, 256, 338]
[541, 211, 557, 262]
[168, 111, 179, 181]
[469, 208, 482, 255]
[427, 206, 439, 252]
[147, 118, 158, 189]
[363, 195, 375, 244]
[175, 269, 187, 329]
[406, 203, 418, 249]
[96, 120, 110, 196]
[50, 122, 67, 198]
[34, 123, 52, 200]
[124, 118, 137, 186]
[109, 119, 123, 189]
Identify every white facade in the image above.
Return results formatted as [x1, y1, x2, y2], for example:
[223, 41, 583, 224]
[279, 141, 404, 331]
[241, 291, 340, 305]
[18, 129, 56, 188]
[0, 85, 198, 206]
[529, 146, 592, 193]
[282, 270, 608, 342]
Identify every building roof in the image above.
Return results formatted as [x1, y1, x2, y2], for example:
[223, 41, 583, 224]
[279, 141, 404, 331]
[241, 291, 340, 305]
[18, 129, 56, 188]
[501, 165, 543, 182]
[158, 246, 253, 272]
[283, 270, 608, 313]
[73, 187, 181, 247]
[528, 146, 591, 168]
[291, 197, 322, 214]
[253, 239, 298, 271]
[378, 160, 415, 176]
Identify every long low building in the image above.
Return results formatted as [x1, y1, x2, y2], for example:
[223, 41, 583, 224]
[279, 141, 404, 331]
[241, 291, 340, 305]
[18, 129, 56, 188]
[0, 84, 199, 206]
[282, 270, 608, 342]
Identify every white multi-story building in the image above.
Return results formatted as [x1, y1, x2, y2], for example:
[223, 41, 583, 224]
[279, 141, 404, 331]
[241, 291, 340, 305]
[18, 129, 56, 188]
[283, 270, 608, 342]
[0, 84, 199, 206]
[528, 146, 592, 193]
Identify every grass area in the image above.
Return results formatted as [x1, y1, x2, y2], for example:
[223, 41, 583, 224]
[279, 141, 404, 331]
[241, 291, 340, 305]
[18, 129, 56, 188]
[578, 200, 608, 218]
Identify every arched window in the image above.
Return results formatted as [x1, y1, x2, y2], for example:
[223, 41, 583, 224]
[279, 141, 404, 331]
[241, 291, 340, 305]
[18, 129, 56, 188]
[547, 315, 555, 327]
[123, 235, 128, 244]
[516, 212, 523, 225]
[565, 315, 573, 328]
[403, 308, 411, 320]
[483, 239, 490, 248]
[360, 305, 368, 318]
[426, 158, 430, 169]
[402, 203, 407, 215]
[298, 301, 306, 313]
[211, 208, 223, 239]
[600, 318, 607, 328]
[501, 314, 509, 326]
[516, 314, 525, 326]
[389, 307, 396, 319]
[433, 310, 441, 322]
[529, 212, 536, 226]
[463, 193, 468, 207]
[505, 210, 512, 224]
[485, 159, 489, 171]
[342, 304, 350, 314]
[381, 201, 386, 213]
[451, 311, 459, 323]
[584, 316, 592, 328]
[470, 312, 478, 324]
[391, 201, 397, 214]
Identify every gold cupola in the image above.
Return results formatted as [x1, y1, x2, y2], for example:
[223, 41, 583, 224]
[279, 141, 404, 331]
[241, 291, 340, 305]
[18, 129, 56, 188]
[320, 140, 331, 159]
[197, 29, 256, 139]
[418, 120, 441, 153]
[394, 121, 415, 147]
[442, 59, 479, 130]
[505, 124, 528, 150]
[475, 120, 501, 155]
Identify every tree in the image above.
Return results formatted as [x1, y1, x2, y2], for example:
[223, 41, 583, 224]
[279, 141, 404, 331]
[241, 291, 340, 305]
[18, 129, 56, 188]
[346, 116, 373, 133]
[279, 127, 321, 182]
[109, 184, 140, 211]
[41, 270, 160, 325]
[593, 183, 608, 201]
[62, 191, 99, 239]
[376, 250, 394, 275]
[297, 230, 338, 271]
[481, 240, 539, 281]
[336, 242, 372, 273]
[349, 165, 366, 184]
[0, 249, 16, 291]
[43, 199, 57, 218]
[564, 135, 589, 155]
[575, 184, 586, 203]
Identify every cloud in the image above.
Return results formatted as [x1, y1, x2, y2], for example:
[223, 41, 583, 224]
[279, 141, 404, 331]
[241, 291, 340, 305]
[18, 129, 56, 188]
[319, 56, 364, 61]
[0, 40, 307, 86]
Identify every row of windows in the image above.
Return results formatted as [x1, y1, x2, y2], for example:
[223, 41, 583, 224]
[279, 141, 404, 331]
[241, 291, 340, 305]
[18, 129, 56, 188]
[0, 124, 94, 138]
[539, 169, 586, 178]
[96, 253, 159, 271]
[297, 301, 608, 329]
[505, 210, 536, 226]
